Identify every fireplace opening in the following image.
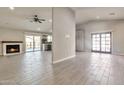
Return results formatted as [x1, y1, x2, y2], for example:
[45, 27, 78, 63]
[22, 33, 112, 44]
[6, 45, 20, 53]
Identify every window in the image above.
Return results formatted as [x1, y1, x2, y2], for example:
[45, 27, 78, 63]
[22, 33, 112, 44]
[34, 36, 41, 51]
[91, 32, 111, 53]
[26, 36, 34, 52]
[26, 35, 41, 52]
[92, 34, 100, 51]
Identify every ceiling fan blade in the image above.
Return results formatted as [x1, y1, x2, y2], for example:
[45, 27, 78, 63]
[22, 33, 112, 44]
[27, 17, 34, 19]
[38, 20, 42, 23]
[39, 19, 45, 21]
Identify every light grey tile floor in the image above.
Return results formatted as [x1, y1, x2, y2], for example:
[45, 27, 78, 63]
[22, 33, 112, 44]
[0, 51, 124, 85]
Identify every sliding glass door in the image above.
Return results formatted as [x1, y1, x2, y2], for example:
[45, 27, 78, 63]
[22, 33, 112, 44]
[92, 33, 100, 52]
[101, 33, 111, 53]
[26, 35, 41, 52]
[26, 36, 34, 52]
[34, 36, 41, 51]
[92, 32, 111, 53]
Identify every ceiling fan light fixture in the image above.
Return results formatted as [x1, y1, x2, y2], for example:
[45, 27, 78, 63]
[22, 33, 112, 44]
[29, 15, 45, 23]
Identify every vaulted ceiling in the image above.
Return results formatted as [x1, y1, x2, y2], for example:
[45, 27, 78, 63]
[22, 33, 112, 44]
[71, 7, 124, 25]
[1, 7, 124, 32]
[0, 7, 52, 32]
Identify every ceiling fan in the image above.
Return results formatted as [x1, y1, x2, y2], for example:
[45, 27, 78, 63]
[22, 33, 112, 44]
[29, 15, 45, 23]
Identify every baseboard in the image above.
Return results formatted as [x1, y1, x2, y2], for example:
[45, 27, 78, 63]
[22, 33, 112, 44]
[112, 52, 124, 56]
[53, 55, 76, 64]
[84, 51, 124, 56]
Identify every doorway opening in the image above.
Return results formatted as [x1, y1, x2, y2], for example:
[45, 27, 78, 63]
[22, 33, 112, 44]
[91, 32, 111, 53]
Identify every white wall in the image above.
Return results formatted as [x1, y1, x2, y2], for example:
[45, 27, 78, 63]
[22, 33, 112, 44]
[77, 20, 124, 55]
[52, 7, 75, 63]
[0, 28, 25, 55]
[76, 30, 84, 51]
[113, 22, 124, 55]
[0, 28, 47, 55]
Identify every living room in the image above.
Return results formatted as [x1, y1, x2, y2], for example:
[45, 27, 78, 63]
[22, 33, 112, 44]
[0, 7, 52, 56]
[1, 7, 124, 85]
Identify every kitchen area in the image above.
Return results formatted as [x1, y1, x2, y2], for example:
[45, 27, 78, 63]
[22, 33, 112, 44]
[41, 34, 52, 51]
